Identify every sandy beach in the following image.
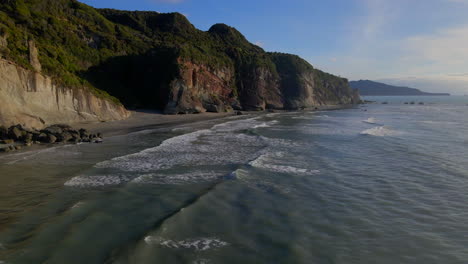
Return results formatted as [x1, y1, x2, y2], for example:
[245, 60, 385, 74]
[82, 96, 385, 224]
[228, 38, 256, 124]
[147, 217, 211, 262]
[77, 110, 237, 137]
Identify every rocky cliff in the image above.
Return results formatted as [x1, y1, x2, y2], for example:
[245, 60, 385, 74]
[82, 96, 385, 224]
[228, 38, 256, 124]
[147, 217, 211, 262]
[0, 0, 359, 127]
[0, 59, 129, 129]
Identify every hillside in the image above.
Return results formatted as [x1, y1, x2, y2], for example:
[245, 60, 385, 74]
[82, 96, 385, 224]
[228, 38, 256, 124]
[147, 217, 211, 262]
[350, 80, 450, 96]
[0, 0, 360, 127]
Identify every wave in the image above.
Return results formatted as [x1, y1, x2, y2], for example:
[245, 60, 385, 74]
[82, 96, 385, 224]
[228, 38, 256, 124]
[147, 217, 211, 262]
[360, 126, 401, 137]
[362, 117, 379, 124]
[66, 118, 280, 187]
[252, 120, 279, 129]
[64, 175, 131, 187]
[131, 171, 224, 185]
[249, 152, 320, 176]
[144, 236, 229, 251]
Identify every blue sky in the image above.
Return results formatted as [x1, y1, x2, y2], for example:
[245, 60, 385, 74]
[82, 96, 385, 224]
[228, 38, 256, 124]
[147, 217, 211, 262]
[81, 0, 468, 94]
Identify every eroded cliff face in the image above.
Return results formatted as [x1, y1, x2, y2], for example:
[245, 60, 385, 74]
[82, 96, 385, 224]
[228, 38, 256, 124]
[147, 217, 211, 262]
[164, 60, 238, 114]
[161, 55, 360, 114]
[0, 59, 130, 129]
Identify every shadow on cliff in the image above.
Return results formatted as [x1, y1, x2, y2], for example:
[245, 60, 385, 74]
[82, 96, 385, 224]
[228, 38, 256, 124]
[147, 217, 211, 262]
[81, 48, 180, 110]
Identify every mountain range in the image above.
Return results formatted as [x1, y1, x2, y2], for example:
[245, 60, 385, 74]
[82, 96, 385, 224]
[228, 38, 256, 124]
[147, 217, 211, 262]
[350, 80, 450, 96]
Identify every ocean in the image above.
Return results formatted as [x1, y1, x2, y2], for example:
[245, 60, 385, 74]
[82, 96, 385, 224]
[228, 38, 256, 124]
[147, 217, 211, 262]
[0, 96, 467, 264]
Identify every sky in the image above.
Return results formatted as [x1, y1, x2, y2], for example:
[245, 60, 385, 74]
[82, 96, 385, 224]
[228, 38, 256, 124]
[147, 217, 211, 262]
[81, 0, 468, 94]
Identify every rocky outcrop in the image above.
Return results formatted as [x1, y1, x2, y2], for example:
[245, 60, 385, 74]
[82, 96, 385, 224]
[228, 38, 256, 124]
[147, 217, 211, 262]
[0, 124, 104, 153]
[0, 59, 130, 129]
[164, 60, 238, 114]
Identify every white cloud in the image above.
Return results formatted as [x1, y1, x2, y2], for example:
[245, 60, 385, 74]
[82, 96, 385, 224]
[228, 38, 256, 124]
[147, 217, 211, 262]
[404, 25, 468, 69]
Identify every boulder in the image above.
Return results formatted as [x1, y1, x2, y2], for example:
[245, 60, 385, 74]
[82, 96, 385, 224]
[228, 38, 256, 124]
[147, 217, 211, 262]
[42, 126, 63, 135]
[236, 111, 243, 116]
[0, 146, 10, 153]
[37, 133, 48, 142]
[8, 126, 24, 140]
[0, 139, 14, 144]
[0, 126, 7, 140]
[24, 133, 33, 144]
[46, 134, 57, 144]
[79, 128, 89, 138]
[56, 132, 73, 143]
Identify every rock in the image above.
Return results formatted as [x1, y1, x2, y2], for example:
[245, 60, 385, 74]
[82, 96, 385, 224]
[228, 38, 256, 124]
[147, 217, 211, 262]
[382, 102, 388, 105]
[24, 142, 32, 147]
[42, 126, 63, 135]
[24, 133, 33, 144]
[37, 133, 48, 142]
[56, 132, 73, 143]
[46, 134, 57, 144]
[0, 126, 8, 139]
[97, 133, 102, 138]
[0, 146, 10, 153]
[418, 102, 424, 105]
[14, 145, 22, 151]
[410, 101, 415, 105]
[0, 139, 14, 144]
[8, 145, 15, 151]
[79, 128, 89, 137]
[236, 111, 243, 116]
[93, 138, 103, 144]
[8, 125, 24, 140]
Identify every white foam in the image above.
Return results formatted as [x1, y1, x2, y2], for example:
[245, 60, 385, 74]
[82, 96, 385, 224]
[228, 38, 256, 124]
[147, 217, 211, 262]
[65, 175, 130, 187]
[70, 118, 300, 187]
[95, 129, 268, 173]
[144, 236, 229, 251]
[360, 126, 401, 137]
[292, 116, 314, 120]
[132, 171, 223, 185]
[363, 117, 379, 124]
[252, 120, 279, 129]
[71, 201, 85, 209]
[249, 153, 320, 176]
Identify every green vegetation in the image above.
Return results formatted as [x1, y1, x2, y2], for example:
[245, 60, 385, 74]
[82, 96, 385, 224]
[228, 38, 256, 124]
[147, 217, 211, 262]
[0, 0, 350, 109]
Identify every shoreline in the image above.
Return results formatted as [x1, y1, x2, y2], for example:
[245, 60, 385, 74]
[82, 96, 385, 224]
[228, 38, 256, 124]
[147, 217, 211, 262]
[0, 105, 358, 156]
[76, 110, 237, 137]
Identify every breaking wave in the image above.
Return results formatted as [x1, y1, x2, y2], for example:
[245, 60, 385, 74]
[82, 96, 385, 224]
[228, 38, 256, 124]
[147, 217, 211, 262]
[360, 126, 401, 137]
[144, 236, 229, 251]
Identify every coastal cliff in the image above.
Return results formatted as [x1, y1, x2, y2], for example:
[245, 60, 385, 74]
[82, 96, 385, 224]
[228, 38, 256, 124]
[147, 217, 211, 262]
[0, 59, 130, 129]
[0, 0, 359, 127]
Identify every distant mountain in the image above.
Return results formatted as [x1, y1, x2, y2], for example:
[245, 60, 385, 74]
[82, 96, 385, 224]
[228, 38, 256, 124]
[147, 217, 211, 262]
[350, 80, 450, 96]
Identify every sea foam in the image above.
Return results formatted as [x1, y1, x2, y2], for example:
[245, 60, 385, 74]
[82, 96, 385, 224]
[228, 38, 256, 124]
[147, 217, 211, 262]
[360, 126, 401, 137]
[144, 236, 229, 251]
[249, 152, 320, 175]
[363, 117, 379, 124]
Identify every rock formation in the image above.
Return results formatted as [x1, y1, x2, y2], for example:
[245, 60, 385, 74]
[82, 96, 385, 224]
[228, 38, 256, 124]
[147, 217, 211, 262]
[0, 0, 360, 128]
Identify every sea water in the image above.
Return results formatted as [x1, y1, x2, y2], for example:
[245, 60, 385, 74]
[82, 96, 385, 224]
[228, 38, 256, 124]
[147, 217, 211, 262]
[0, 96, 467, 264]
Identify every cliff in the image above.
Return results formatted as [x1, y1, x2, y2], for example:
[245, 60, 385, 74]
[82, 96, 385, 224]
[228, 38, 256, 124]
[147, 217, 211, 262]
[350, 80, 450, 96]
[0, 0, 359, 127]
[0, 59, 130, 129]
